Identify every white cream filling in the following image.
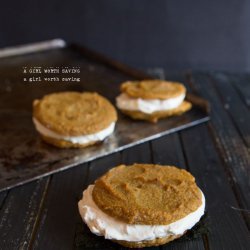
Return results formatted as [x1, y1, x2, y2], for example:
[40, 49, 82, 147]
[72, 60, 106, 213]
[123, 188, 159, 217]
[78, 185, 205, 242]
[33, 118, 115, 144]
[116, 93, 185, 114]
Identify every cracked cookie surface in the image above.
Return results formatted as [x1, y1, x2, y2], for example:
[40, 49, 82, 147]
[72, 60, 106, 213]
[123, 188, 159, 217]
[33, 91, 117, 136]
[93, 164, 202, 225]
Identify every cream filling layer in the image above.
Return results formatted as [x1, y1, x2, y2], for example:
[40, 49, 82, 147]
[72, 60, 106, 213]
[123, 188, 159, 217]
[33, 118, 115, 144]
[78, 185, 205, 242]
[116, 93, 185, 114]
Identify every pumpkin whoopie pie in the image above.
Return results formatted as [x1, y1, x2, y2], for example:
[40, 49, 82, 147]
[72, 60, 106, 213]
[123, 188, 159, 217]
[78, 164, 205, 248]
[32, 91, 117, 148]
[116, 80, 192, 123]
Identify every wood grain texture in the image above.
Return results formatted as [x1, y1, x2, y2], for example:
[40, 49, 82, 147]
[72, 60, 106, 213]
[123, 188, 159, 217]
[231, 74, 250, 107]
[0, 191, 8, 209]
[151, 133, 186, 168]
[208, 72, 250, 147]
[121, 142, 152, 164]
[180, 124, 250, 250]
[0, 178, 49, 249]
[32, 164, 88, 250]
[187, 72, 250, 221]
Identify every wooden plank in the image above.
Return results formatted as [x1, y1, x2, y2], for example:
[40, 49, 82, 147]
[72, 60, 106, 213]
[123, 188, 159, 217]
[232, 74, 250, 107]
[87, 153, 121, 186]
[208, 72, 250, 147]
[151, 134, 186, 168]
[0, 178, 49, 250]
[163, 71, 211, 114]
[121, 142, 152, 164]
[187, 72, 250, 217]
[151, 134, 205, 250]
[0, 191, 8, 209]
[32, 164, 88, 250]
[180, 124, 250, 249]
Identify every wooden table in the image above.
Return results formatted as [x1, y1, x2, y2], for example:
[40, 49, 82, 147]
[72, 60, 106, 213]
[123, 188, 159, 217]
[0, 71, 249, 250]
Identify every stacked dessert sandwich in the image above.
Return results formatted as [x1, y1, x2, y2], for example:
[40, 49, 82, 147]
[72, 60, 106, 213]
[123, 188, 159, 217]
[116, 80, 191, 122]
[32, 92, 117, 148]
[78, 164, 205, 248]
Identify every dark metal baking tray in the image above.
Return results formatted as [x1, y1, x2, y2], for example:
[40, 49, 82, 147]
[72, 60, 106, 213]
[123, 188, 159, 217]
[0, 39, 210, 192]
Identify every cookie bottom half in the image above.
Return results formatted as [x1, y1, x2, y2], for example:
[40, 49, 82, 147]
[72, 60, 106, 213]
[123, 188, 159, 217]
[41, 135, 99, 148]
[120, 101, 192, 123]
[112, 233, 184, 248]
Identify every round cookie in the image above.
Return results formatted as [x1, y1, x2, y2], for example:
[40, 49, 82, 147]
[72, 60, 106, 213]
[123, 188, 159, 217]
[79, 163, 205, 248]
[33, 92, 117, 148]
[121, 80, 186, 100]
[33, 92, 117, 136]
[92, 164, 202, 225]
[120, 100, 192, 123]
[117, 80, 191, 122]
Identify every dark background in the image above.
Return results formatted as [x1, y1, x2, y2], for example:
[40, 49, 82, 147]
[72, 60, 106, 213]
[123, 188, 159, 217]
[0, 0, 250, 71]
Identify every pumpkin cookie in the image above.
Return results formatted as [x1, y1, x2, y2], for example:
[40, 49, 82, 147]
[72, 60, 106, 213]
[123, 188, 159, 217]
[32, 91, 117, 148]
[78, 164, 205, 248]
[116, 80, 192, 122]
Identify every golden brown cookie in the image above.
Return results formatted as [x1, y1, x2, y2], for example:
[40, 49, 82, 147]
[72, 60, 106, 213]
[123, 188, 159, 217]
[120, 100, 192, 123]
[93, 164, 202, 225]
[33, 92, 117, 148]
[121, 80, 186, 100]
[33, 92, 117, 136]
[113, 233, 184, 248]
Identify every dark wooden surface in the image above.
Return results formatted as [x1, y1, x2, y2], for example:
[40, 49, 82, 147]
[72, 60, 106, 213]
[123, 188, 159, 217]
[0, 70, 249, 250]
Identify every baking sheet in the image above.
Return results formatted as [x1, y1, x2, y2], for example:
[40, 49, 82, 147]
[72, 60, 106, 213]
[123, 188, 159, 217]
[0, 40, 210, 192]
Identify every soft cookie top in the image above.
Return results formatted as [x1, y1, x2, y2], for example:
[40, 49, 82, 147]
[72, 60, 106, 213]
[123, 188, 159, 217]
[33, 92, 117, 136]
[92, 164, 202, 225]
[121, 80, 186, 100]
